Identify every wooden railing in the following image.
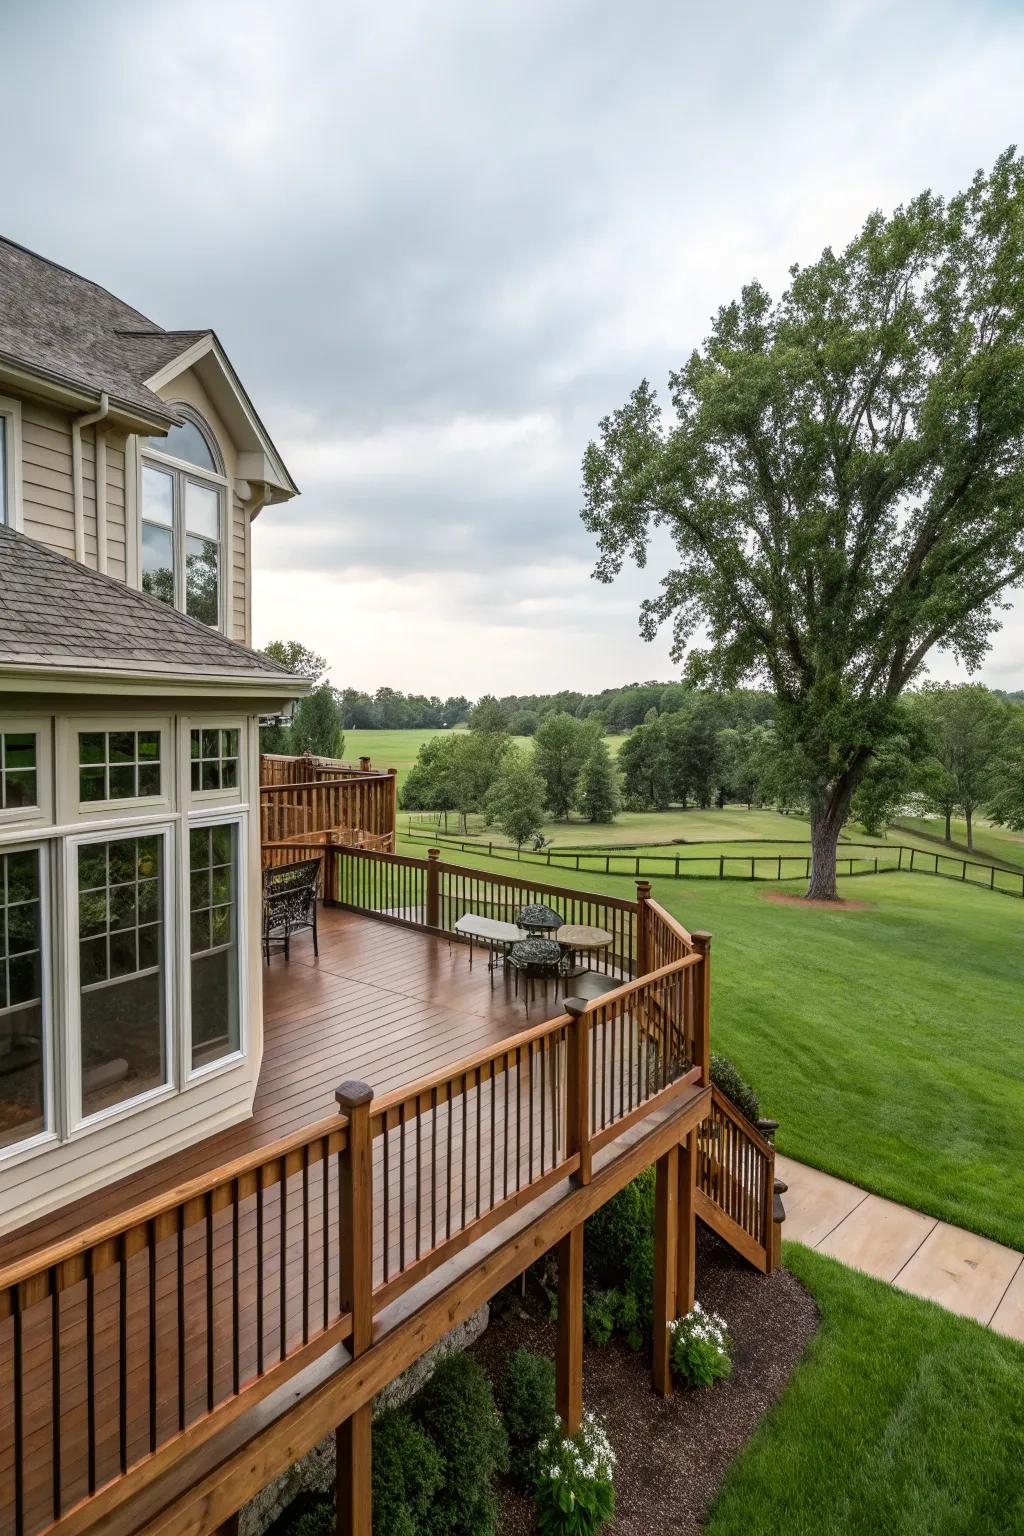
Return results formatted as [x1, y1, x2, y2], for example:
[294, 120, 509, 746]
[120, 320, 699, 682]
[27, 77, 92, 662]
[0, 953, 707, 1536]
[259, 769, 397, 851]
[330, 845, 639, 976]
[694, 1086, 776, 1274]
[260, 753, 373, 787]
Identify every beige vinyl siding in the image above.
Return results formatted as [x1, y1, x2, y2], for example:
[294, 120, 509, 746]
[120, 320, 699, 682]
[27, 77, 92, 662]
[21, 402, 129, 580]
[21, 401, 76, 556]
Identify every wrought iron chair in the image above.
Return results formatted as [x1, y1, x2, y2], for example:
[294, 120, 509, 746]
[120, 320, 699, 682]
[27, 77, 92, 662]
[262, 857, 321, 963]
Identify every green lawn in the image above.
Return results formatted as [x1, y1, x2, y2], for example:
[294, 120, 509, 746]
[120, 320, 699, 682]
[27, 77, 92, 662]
[897, 815, 1024, 872]
[707, 1245, 1024, 1536]
[396, 834, 1024, 1249]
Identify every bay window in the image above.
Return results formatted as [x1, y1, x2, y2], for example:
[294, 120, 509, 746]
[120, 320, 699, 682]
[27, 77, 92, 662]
[189, 820, 241, 1071]
[141, 408, 225, 629]
[75, 831, 170, 1121]
[0, 847, 46, 1150]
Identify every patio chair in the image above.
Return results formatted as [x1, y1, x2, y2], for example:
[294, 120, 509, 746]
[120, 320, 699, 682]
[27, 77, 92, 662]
[262, 857, 321, 964]
[506, 937, 562, 1013]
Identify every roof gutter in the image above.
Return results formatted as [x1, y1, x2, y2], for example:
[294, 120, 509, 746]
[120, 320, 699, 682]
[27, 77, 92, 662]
[71, 393, 109, 566]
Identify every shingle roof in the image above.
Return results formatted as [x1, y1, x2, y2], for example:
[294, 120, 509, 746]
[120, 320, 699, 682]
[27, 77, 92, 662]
[0, 523, 302, 686]
[0, 238, 199, 425]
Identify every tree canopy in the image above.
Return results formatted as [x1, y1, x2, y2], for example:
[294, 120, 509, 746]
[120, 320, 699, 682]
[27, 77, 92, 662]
[582, 150, 1024, 897]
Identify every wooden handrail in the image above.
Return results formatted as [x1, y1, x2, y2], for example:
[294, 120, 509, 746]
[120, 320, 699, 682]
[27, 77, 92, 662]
[259, 774, 393, 795]
[647, 897, 694, 949]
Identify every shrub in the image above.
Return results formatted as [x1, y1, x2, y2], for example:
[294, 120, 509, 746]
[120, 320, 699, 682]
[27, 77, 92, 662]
[282, 1501, 331, 1536]
[499, 1348, 557, 1485]
[710, 1053, 760, 1124]
[669, 1302, 733, 1388]
[535, 1411, 616, 1536]
[373, 1408, 443, 1536]
[583, 1289, 618, 1346]
[584, 1170, 655, 1343]
[411, 1353, 509, 1536]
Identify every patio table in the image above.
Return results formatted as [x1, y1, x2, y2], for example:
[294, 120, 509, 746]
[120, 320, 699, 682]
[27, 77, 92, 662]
[555, 923, 613, 971]
[453, 913, 524, 972]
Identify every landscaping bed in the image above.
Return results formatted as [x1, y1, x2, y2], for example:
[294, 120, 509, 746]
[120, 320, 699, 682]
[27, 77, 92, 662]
[472, 1228, 818, 1535]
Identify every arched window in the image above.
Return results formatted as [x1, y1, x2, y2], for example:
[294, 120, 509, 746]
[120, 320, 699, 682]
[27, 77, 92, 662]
[140, 406, 225, 628]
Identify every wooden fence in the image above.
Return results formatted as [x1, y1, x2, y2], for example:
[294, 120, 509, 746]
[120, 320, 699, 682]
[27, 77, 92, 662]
[259, 768, 397, 852]
[0, 930, 711, 1536]
[402, 831, 1024, 898]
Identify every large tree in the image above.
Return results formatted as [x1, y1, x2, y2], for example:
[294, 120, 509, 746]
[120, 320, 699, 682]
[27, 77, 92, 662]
[582, 150, 1024, 898]
[533, 712, 599, 819]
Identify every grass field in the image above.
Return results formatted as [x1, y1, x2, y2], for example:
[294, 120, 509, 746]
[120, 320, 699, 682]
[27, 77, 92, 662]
[707, 1245, 1024, 1536]
[395, 832, 1024, 1249]
[897, 815, 1024, 871]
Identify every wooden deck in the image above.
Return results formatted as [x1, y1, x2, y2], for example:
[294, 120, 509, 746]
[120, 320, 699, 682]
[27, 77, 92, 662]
[0, 907, 567, 1270]
[0, 911, 592, 1536]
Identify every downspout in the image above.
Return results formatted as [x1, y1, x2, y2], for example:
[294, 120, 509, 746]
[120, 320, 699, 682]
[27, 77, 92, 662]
[71, 392, 109, 566]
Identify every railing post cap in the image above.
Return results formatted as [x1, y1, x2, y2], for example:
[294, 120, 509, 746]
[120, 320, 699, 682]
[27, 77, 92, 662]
[427, 847, 441, 860]
[335, 1080, 374, 1110]
[636, 879, 652, 896]
[692, 929, 712, 945]
[564, 998, 589, 1018]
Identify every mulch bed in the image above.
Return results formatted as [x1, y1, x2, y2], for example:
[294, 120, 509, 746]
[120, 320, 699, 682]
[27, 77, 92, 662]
[761, 890, 874, 912]
[471, 1228, 819, 1535]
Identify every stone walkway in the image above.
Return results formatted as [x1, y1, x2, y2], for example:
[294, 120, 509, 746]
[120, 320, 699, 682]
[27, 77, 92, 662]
[777, 1154, 1024, 1341]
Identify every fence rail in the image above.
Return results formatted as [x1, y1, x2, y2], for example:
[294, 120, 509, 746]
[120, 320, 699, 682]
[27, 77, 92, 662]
[401, 831, 1024, 898]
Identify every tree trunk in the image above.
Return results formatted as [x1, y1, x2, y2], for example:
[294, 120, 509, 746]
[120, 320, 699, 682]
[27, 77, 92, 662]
[944, 809, 951, 842]
[965, 805, 974, 851]
[806, 801, 849, 901]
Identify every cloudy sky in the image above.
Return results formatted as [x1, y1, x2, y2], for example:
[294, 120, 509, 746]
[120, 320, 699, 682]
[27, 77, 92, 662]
[6, 0, 1024, 695]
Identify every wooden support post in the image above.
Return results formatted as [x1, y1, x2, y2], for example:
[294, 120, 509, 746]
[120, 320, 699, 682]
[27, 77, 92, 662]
[652, 1144, 679, 1397]
[635, 879, 652, 976]
[426, 848, 441, 929]
[563, 1000, 591, 1186]
[335, 1081, 375, 1536]
[691, 931, 712, 1085]
[359, 756, 371, 772]
[677, 1130, 696, 1315]
[556, 1224, 584, 1435]
[387, 768, 398, 849]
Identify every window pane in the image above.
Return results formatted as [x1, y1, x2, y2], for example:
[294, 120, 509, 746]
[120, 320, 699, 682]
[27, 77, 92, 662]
[0, 848, 45, 1150]
[3, 770, 36, 809]
[189, 824, 240, 1070]
[142, 522, 175, 607]
[145, 419, 216, 471]
[79, 732, 105, 766]
[3, 735, 35, 771]
[78, 835, 167, 1119]
[142, 466, 174, 527]
[186, 536, 219, 627]
[185, 481, 220, 539]
[79, 767, 106, 802]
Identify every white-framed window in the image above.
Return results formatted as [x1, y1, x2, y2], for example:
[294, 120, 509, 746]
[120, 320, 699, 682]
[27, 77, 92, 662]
[78, 727, 162, 804]
[0, 843, 52, 1156]
[0, 730, 38, 810]
[68, 825, 174, 1128]
[187, 816, 244, 1075]
[0, 394, 23, 530]
[190, 726, 241, 795]
[141, 407, 225, 629]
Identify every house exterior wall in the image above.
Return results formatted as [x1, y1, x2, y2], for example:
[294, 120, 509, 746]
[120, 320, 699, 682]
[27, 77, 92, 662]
[10, 373, 250, 643]
[0, 692, 266, 1235]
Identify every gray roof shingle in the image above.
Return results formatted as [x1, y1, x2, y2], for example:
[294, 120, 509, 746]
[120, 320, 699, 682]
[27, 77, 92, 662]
[0, 238, 200, 425]
[0, 523, 302, 686]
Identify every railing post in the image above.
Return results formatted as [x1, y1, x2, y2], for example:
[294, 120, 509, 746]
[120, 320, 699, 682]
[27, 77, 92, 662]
[426, 847, 441, 928]
[563, 1000, 592, 1186]
[387, 768, 398, 849]
[691, 931, 712, 1085]
[359, 756, 371, 772]
[323, 831, 339, 907]
[652, 1142, 679, 1397]
[636, 879, 652, 975]
[335, 1080, 375, 1536]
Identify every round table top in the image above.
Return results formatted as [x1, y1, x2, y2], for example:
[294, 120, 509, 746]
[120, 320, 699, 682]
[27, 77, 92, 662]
[510, 937, 562, 967]
[556, 924, 614, 949]
[515, 904, 563, 932]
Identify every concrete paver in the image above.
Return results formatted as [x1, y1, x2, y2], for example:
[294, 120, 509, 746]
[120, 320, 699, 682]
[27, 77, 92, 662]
[818, 1192, 936, 1282]
[780, 1157, 1024, 1332]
